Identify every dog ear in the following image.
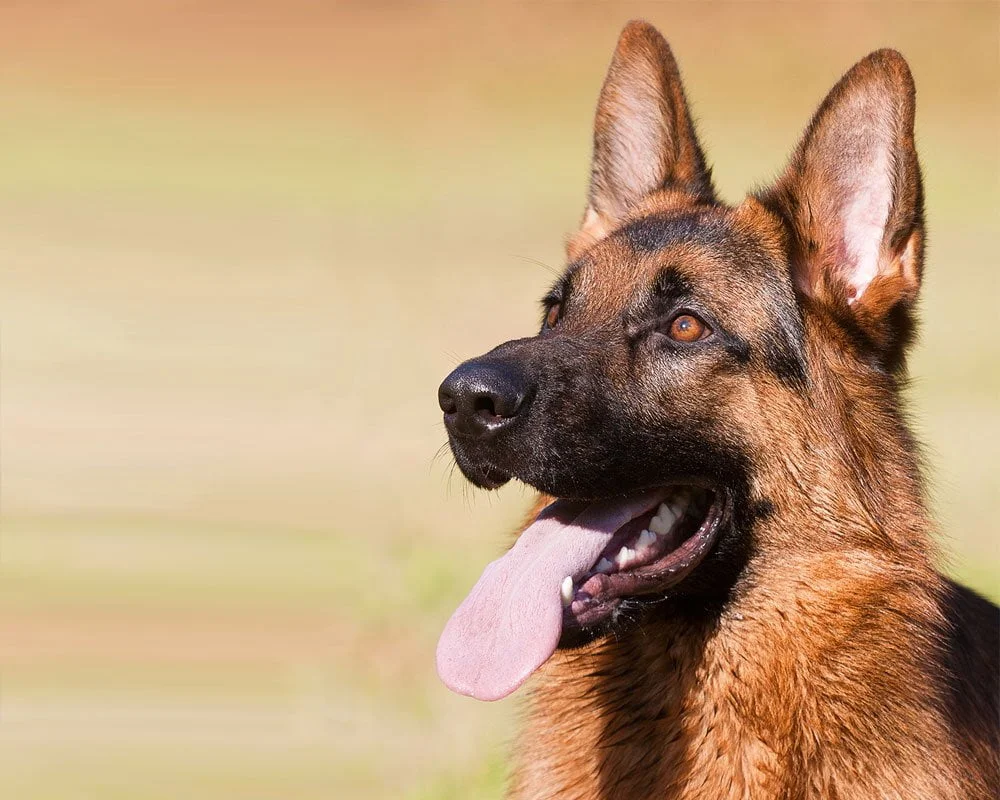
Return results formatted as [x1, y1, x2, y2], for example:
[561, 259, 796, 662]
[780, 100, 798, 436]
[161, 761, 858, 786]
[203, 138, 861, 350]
[759, 50, 924, 368]
[568, 21, 715, 258]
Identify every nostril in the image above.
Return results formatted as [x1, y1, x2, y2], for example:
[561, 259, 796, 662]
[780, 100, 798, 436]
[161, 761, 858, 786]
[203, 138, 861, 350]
[472, 394, 498, 418]
[438, 387, 458, 415]
[475, 390, 524, 420]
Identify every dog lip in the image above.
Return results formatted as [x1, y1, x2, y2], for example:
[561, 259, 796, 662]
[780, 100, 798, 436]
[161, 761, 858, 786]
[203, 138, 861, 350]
[560, 486, 726, 632]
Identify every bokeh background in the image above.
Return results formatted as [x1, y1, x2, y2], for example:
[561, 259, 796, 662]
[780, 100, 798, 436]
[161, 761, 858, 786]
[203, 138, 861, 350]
[1, 3, 997, 798]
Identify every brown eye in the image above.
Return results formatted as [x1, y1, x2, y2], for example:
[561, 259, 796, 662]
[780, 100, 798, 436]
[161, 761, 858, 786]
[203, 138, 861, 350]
[667, 313, 709, 343]
[545, 303, 561, 329]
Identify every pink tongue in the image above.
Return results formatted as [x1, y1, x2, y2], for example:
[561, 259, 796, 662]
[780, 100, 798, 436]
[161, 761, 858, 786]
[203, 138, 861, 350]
[436, 489, 666, 701]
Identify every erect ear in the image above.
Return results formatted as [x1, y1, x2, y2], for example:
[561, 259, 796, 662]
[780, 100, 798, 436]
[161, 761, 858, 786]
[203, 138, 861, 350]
[759, 49, 924, 367]
[568, 21, 715, 258]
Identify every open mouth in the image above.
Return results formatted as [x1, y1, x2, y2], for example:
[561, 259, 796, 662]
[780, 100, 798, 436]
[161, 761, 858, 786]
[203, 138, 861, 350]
[436, 485, 725, 701]
[560, 485, 723, 629]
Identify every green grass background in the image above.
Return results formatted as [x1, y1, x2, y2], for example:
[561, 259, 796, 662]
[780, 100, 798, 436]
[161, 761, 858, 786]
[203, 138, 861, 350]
[0, 3, 997, 798]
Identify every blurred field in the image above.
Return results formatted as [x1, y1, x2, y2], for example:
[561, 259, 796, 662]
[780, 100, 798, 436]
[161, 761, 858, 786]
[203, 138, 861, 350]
[0, 3, 997, 798]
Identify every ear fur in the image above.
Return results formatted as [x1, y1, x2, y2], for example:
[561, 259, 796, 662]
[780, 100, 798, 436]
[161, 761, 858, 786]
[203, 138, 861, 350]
[759, 49, 924, 368]
[568, 21, 715, 259]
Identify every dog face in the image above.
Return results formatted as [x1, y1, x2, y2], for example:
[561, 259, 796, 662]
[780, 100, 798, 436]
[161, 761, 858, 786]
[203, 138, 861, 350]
[437, 21, 924, 652]
[440, 204, 806, 503]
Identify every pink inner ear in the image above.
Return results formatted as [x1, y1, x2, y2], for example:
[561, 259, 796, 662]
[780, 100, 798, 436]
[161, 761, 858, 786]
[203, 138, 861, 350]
[840, 144, 893, 303]
[764, 49, 921, 312]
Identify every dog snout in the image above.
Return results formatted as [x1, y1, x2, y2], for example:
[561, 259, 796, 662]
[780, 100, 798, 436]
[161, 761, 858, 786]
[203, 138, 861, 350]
[439, 359, 530, 438]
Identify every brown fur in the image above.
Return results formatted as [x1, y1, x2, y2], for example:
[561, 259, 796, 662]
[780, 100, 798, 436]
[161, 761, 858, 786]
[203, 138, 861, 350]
[498, 21, 999, 800]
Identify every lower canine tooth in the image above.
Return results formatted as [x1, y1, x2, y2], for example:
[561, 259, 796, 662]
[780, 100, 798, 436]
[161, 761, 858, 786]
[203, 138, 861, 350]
[560, 576, 574, 607]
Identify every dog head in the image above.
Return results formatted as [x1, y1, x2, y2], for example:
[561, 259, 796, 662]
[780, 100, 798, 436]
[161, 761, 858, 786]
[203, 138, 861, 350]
[436, 21, 925, 698]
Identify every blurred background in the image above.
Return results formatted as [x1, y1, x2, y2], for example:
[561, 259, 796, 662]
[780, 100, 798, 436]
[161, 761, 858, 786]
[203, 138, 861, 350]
[0, 2, 996, 798]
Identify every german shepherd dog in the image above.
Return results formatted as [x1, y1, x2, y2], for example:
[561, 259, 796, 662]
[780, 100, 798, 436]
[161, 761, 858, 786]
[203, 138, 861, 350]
[435, 21, 999, 799]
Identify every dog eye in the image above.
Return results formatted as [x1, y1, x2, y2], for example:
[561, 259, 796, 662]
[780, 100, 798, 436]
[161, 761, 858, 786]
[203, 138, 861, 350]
[666, 313, 710, 343]
[544, 303, 561, 329]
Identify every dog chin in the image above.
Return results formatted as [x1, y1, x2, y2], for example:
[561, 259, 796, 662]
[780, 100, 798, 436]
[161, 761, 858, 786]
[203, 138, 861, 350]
[469, 471, 510, 490]
[450, 451, 512, 490]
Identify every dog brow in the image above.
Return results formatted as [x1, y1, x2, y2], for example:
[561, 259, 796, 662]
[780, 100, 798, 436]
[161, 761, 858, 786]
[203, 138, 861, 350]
[619, 213, 732, 255]
[651, 266, 695, 301]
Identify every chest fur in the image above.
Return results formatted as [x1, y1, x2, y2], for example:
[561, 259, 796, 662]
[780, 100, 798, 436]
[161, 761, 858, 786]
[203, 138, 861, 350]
[508, 617, 787, 800]
[506, 595, 969, 800]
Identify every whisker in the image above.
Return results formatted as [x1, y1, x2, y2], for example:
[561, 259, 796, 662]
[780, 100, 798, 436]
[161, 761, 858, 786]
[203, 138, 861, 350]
[444, 459, 461, 499]
[441, 349, 463, 366]
[512, 254, 561, 276]
[430, 441, 452, 472]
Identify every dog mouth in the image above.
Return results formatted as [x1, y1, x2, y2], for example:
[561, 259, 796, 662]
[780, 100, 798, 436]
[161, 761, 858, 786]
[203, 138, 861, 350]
[436, 484, 724, 701]
[560, 485, 723, 629]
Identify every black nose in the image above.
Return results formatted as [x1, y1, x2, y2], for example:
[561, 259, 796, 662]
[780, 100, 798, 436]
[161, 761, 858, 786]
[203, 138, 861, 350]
[438, 360, 529, 437]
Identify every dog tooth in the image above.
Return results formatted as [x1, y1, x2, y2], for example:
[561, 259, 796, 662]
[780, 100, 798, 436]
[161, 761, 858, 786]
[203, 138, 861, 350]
[657, 503, 678, 527]
[649, 515, 670, 535]
[595, 557, 614, 574]
[560, 576, 574, 607]
[637, 530, 656, 549]
[616, 546, 635, 567]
